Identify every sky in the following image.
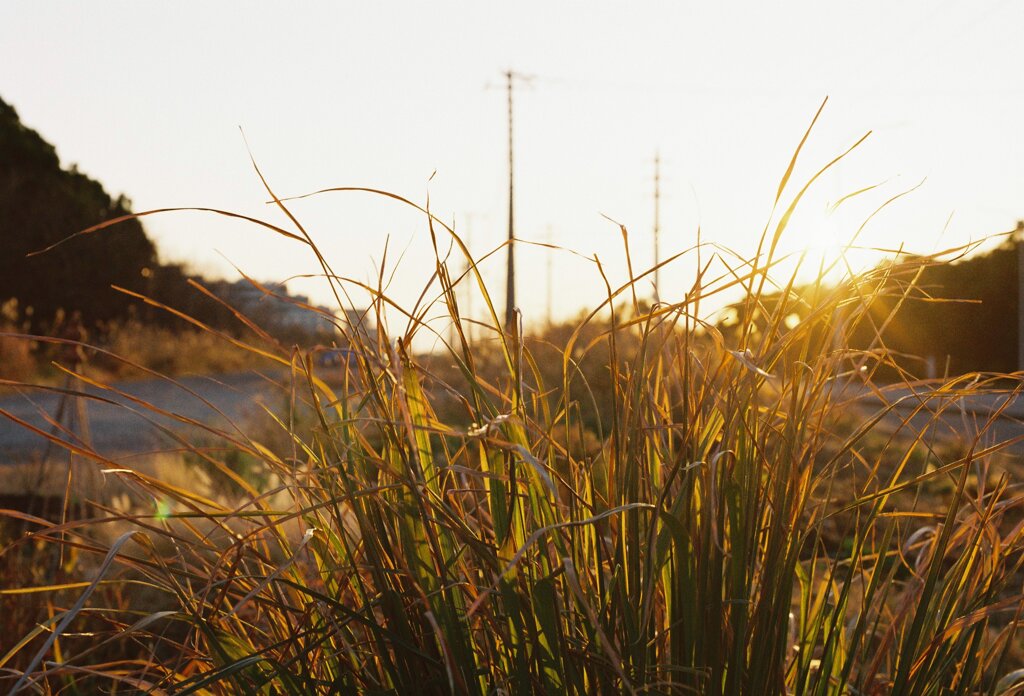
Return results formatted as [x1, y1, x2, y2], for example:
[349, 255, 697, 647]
[2, 1, 1022, 339]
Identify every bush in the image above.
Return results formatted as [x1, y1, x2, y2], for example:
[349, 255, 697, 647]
[96, 319, 271, 379]
[0, 299, 35, 382]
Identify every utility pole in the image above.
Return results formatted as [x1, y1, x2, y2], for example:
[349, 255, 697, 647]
[450, 215, 475, 348]
[546, 224, 553, 327]
[1017, 220, 1024, 371]
[501, 70, 534, 333]
[505, 70, 517, 332]
[653, 152, 661, 303]
[463, 214, 474, 347]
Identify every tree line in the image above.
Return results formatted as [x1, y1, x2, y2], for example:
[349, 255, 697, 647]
[847, 242, 1019, 376]
[717, 240, 1021, 380]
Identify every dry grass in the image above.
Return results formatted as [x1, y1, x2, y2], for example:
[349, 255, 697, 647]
[3, 105, 1024, 694]
[94, 320, 271, 380]
[0, 300, 35, 383]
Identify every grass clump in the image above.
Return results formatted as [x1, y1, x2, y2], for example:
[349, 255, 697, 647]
[4, 110, 1024, 695]
[0, 299, 36, 382]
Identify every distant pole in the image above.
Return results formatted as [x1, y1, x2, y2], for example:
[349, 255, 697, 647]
[464, 215, 474, 346]
[546, 224, 553, 327]
[1017, 220, 1024, 371]
[450, 216, 474, 349]
[653, 152, 661, 303]
[505, 70, 516, 333]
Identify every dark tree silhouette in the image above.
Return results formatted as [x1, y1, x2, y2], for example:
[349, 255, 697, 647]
[718, 241, 1021, 379]
[846, 243, 1018, 376]
[0, 95, 157, 331]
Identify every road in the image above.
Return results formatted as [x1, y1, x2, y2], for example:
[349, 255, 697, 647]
[816, 380, 1024, 459]
[4, 371, 1024, 466]
[0, 372, 287, 464]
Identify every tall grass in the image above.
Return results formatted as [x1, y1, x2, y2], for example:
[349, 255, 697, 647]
[3, 108, 1024, 694]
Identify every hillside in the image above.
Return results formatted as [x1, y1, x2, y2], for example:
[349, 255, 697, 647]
[0, 95, 157, 330]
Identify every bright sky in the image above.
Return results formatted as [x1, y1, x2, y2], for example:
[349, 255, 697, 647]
[2, 2, 1022, 337]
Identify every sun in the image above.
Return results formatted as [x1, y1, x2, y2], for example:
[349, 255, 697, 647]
[776, 201, 875, 283]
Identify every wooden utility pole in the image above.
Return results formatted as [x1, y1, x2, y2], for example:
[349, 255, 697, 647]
[1017, 220, 1024, 371]
[653, 152, 662, 303]
[498, 70, 535, 333]
[464, 214, 474, 346]
[449, 215, 475, 348]
[546, 224, 553, 327]
[505, 70, 517, 332]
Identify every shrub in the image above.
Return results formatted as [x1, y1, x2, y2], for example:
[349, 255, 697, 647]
[0, 300, 34, 382]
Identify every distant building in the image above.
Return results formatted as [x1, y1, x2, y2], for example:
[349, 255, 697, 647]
[342, 307, 376, 342]
[209, 280, 374, 343]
